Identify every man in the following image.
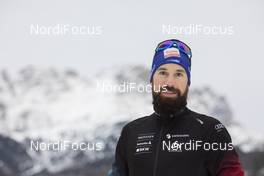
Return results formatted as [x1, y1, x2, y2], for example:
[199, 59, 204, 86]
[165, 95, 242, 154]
[109, 39, 244, 176]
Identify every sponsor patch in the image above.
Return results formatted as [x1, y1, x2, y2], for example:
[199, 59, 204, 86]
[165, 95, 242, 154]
[134, 132, 155, 155]
[215, 123, 225, 132]
[163, 48, 181, 58]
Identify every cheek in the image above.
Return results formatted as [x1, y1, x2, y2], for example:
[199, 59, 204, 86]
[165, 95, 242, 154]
[181, 75, 188, 86]
[152, 82, 161, 92]
[178, 79, 188, 92]
[179, 86, 186, 94]
[152, 79, 164, 92]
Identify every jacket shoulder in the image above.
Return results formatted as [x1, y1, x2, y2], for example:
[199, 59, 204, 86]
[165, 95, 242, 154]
[188, 110, 226, 131]
[189, 110, 232, 140]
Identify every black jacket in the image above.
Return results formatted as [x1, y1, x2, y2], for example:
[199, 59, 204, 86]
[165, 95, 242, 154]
[110, 107, 244, 176]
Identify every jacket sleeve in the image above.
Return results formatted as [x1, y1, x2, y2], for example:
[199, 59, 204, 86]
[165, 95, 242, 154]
[110, 126, 129, 176]
[205, 121, 245, 176]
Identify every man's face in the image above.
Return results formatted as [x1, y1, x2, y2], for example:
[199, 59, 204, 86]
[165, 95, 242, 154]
[152, 63, 188, 97]
[152, 63, 189, 116]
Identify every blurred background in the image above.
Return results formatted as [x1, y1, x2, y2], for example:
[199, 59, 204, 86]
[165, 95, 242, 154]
[0, 0, 263, 175]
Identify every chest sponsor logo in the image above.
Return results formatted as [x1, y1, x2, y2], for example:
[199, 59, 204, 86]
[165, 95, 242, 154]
[163, 133, 190, 152]
[134, 132, 155, 155]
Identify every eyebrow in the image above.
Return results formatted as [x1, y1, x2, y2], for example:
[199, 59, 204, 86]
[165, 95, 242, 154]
[157, 67, 167, 71]
[157, 67, 185, 73]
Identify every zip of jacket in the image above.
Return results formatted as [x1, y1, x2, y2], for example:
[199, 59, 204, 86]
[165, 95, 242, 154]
[153, 123, 164, 176]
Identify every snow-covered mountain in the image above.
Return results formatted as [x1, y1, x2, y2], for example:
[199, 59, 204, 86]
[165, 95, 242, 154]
[0, 65, 263, 176]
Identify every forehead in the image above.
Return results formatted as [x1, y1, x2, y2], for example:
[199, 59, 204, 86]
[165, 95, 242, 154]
[157, 63, 185, 71]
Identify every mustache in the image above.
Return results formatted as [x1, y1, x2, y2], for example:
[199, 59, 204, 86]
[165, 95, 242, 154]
[160, 86, 181, 95]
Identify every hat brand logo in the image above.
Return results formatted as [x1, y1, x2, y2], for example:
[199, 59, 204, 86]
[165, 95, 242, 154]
[163, 48, 181, 58]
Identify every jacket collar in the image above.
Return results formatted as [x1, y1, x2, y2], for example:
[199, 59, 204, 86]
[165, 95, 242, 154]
[154, 106, 190, 123]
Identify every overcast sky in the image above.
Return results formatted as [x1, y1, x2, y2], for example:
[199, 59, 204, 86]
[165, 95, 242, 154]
[0, 0, 263, 133]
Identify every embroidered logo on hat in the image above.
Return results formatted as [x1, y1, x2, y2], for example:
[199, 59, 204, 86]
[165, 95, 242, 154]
[163, 48, 181, 59]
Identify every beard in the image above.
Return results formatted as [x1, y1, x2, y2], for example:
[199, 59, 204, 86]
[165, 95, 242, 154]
[152, 84, 188, 118]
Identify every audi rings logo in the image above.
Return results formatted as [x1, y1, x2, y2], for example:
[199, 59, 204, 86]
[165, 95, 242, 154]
[215, 123, 225, 132]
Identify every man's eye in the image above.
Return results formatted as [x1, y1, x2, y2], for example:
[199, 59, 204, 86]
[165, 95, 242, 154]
[176, 73, 183, 77]
[159, 71, 167, 75]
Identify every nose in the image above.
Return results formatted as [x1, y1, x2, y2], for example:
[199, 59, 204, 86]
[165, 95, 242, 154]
[164, 75, 176, 88]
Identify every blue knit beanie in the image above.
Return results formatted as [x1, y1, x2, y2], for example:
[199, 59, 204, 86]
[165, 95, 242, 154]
[150, 40, 191, 85]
